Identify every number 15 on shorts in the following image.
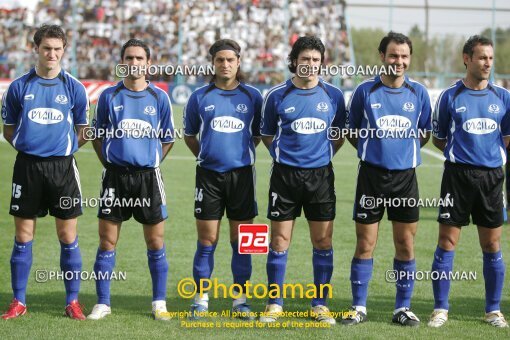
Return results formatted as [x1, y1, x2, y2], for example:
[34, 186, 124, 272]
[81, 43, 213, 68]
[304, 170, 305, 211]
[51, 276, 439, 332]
[238, 224, 269, 254]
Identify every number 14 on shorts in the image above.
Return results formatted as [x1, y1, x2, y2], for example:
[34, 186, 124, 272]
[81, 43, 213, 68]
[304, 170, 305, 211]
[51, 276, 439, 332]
[238, 224, 269, 254]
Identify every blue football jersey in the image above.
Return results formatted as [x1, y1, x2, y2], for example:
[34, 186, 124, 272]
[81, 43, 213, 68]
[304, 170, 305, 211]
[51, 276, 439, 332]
[1, 68, 89, 157]
[347, 76, 432, 170]
[183, 83, 262, 172]
[260, 78, 346, 168]
[432, 80, 510, 168]
[93, 81, 174, 168]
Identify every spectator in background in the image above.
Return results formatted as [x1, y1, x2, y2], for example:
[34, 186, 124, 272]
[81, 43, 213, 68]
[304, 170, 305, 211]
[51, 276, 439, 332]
[0, 0, 349, 84]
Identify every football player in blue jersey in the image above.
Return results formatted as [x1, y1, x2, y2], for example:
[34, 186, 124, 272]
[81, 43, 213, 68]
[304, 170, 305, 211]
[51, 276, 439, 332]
[183, 39, 262, 321]
[1, 25, 89, 320]
[87, 39, 174, 321]
[428, 35, 510, 328]
[258, 36, 346, 325]
[506, 144, 510, 211]
[506, 147, 510, 209]
[341, 32, 431, 327]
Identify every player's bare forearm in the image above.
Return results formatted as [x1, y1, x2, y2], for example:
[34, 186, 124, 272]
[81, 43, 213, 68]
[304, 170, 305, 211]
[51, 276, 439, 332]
[161, 142, 174, 161]
[92, 138, 107, 166]
[75, 125, 88, 147]
[261, 136, 273, 150]
[432, 137, 447, 151]
[3, 125, 15, 147]
[504, 136, 510, 148]
[347, 136, 358, 149]
[253, 136, 261, 147]
[420, 131, 431, 147]
[332, 138, 345, 155]
[184, 135, 200, 157]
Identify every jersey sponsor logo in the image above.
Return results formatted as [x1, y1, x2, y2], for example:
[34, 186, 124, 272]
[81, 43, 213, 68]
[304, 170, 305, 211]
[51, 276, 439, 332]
[284, 106, 295, 114]
[28, 108, 64, 124]
[144, 105, 156, 115]
[114, 105, 124, 112]
[455, 106, 467, 113]
[118, 118, 152, 132]
[402, 102, 415, 112]
[55, 94, 68, 104]
[316, 102, 329, 112]
[236, 103, 248, 113]
[24, 94, 35, 101]
[291, 117, 327, 134]
[462, 118, 497, 135]
[376, 115, 411, 131]
[371, 103, 382, 109]
[204, 105, 215, 112]
[488, 104, 500, 114]
[211, 116, 245, 133]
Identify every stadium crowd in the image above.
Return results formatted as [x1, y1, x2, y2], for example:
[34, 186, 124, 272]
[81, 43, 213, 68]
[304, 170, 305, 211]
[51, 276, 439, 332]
[0, 0, 349, 84]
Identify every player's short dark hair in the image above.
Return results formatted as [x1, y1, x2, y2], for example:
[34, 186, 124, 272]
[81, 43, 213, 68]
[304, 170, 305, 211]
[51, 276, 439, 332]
[287, 36, 325, 73]
[378, 31, 413, 55]
[462, 35, 493, 58]
[462, 35, 493, 68]
[209, 39, 241, 59]
[121, 39, 150, 60]
[34, 24, 67, 48]
[209, 39, 244, 82]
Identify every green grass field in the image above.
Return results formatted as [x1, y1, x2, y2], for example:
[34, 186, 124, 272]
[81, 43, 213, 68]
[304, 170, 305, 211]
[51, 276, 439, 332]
[0, 105, 509, 339]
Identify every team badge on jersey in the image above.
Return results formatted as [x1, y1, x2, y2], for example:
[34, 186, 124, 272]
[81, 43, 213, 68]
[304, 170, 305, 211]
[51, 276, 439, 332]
[316, 102, 328, 112]
[55, 94, 68, 104]
[236, 103, 248, 113]
[402, 102, 415, 112]
[144, 106, 156, 115]
[488, 104, 500, 114]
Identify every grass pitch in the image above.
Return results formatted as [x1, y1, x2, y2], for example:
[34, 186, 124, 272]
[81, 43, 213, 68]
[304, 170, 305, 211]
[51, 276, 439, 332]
[0, 105, 509, 339]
